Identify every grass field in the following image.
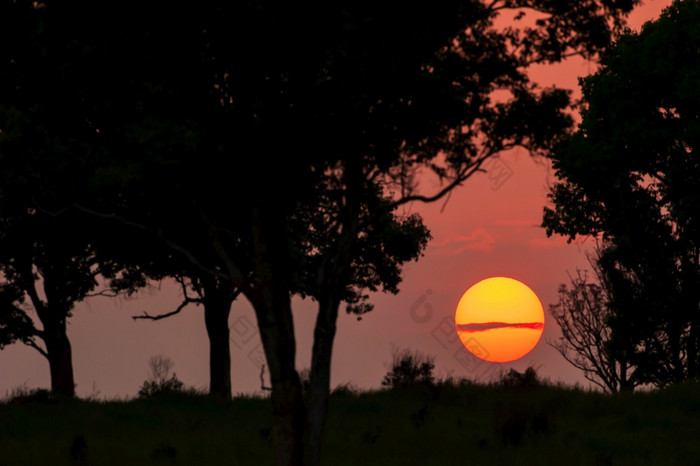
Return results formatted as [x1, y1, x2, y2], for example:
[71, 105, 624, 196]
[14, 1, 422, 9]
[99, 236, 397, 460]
[2, 380, 700, 465]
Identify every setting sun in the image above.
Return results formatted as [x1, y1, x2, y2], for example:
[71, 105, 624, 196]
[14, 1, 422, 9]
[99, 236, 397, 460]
[455, 277, 544, 363]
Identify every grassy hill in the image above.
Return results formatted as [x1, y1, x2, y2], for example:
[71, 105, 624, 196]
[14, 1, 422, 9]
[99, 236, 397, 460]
[2, 380, 700, 465]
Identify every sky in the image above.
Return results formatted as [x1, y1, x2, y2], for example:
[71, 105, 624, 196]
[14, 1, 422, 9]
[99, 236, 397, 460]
[0, 0, 674, 399]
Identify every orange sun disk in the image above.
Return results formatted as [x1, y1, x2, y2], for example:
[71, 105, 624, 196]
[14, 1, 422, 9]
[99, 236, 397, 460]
[454, 276, 544, 363]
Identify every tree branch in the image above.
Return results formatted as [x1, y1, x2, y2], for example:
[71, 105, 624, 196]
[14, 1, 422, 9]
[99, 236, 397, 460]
[132, 278, 202, 321]
[132, 300, 195, 321]
[194, 205, 250, 294]
[390, 140, 527, 207]
[21, 267, 47, 322]
[26, 339, 48, 360]
[391, 156, 488, 207]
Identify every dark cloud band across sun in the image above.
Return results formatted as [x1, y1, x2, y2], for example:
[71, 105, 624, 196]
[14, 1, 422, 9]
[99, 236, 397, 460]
[456, 322, 545, 332]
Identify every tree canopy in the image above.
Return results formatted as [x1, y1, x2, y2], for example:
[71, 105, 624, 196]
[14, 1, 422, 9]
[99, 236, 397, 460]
[1, 0, 643, 464]
[543, 0, 700, 387]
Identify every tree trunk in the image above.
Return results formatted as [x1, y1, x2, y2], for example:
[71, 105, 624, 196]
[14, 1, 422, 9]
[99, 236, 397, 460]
[42, 316, 75, 397]
[250, 287, 306, 466]
[203, 294, 233, 399]
[246, 205, 308, 465]
[302, 165, 358, 465]
[303, 295, 340, 466]
[245, 204, 353, 465]
[618, 359, 634, 393]
[23, 270, 75, 397]
[252, 291, 344, 466]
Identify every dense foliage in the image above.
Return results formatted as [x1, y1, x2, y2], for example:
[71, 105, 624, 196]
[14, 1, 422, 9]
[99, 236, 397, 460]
[543, 0, 700, 388]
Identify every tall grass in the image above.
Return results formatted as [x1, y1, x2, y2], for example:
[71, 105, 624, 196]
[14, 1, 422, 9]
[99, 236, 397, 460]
[1, 381, 699, 465]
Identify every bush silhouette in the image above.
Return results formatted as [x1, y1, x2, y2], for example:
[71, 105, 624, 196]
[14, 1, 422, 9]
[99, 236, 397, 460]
[138, 355, 186, 398]
[382, 347, 435, 388]
[331, 382, 358, 396]
[498, 367, 542, 389]
[7, 387, 55, 405]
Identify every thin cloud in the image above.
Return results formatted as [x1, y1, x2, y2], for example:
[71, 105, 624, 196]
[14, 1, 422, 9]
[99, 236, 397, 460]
[429, 228, 495, 255]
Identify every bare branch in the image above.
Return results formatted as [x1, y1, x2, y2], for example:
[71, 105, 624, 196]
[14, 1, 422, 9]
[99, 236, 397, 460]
[132, 276, 209, 321]
[390, 141, 527, 207]
[391, 156, 488, 207]
[132, 296, 199, 321]
[547, 269, 639, 393]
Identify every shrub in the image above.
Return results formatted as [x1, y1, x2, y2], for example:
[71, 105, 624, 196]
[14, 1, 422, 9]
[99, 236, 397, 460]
[138, 355, 186, 398]
[498, 366, 542, 389]
[8, 387, 55, 405]
[381, 347, 435, 388]
[331, 382, 359, 396]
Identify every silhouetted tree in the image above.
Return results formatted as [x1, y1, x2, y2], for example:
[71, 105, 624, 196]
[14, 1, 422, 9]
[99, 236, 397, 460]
[549, 258, 641, 393]
[0, 211, 87, 397]
[0, 0, 143, 398]
[2, 1, 641, 463]
[181, 4, 638, 464]
[543, 0, 700, 387]
[0, 0, 241, 400]
[140, 276, 239, 400]
[0, 148, 129, 398]
[105, 3, 639, 464]
[116, 244, 242, 400]
[0, 7, 87, 397]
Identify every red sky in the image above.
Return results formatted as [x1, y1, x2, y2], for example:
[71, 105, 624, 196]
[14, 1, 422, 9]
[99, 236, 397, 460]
[0, 0, 674, 399]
